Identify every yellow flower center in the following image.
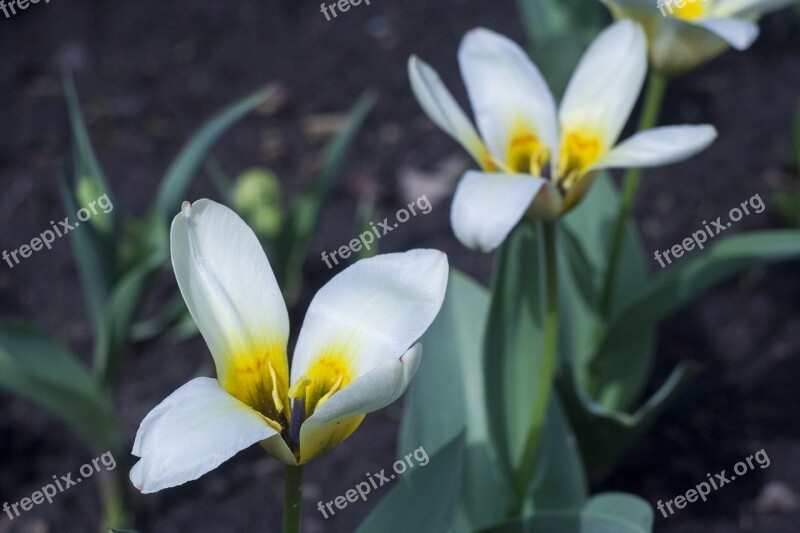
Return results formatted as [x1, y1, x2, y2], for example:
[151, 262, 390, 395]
[289, 349, 363, 462]
[557, 130, 604, 190]
[504, 125, 550, 175]
[673, 0, 707, 20]
[220, 341, 290, 433]
[289, 351, 356, 417]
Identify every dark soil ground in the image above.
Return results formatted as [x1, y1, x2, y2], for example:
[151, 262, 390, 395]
[1, 0, 799, 532]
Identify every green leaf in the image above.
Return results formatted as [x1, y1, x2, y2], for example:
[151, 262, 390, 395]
[399, 270, 491, 453]
[0, 322, 121, 452]
[356, 197, 379, 260]
[95, 252, 166, 388]
[583, 493, 654, 531]
[559, 223, 600, 311]
[400, 268, 588, 529]
[527, 396, 588, 513]
[478, 492, 653, 533]
[562, 173, 649, 317]
[399, 270, 514, 529]
[589, 230, 800, 410]
[58, 168, 115, 349]
[516, 0, 607, 45]
[773, 191, 800, 227]
[129, 292, 187, 343]
[483, 223, 546, 478]
[515, 0, 607, 98]
[356, 433, 465, 533]
[276, 92, 376, 303]
[560, 174, 653, 409]
[557, 361, 701, 472]
[529, 33, 593, 100]
[154, 86, 275, 223]
[63, 75, 118, 238]
[556, 235, 605, 381]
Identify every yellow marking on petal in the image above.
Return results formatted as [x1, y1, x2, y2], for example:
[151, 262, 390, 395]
[262, 415, 284, 433]
[288, 376, 311, 399]
[289, 345, 365, 462]
[562, 170, 599, 214]
[479, 146, 498, 172]
[489, 155, 515, 175]
[557, 130, 604, 190]
[219, 340, 290, 427]
[292, 350, 356, 418]
[315, 374, 344, 410]
[299, 414, 365, 465]
[505, 125, 550, 175]
[672, 0, 706, 20]
[268, 361, 284, 415]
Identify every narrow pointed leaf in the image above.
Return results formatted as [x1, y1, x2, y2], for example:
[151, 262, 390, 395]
[154, 86, 275, 222]
[557, 361, 701, 472]
[58, 168, 114, 346]
[276, 92, 376, 302]
[399, 270, 515, 529]
[590, 230, 800, 410]
[478, 492, 653, 533]
[0, 322, 121, 452]
[356, 433, 465, 533]
[63, 75, 118, 237]
[483, 222, 546, 477]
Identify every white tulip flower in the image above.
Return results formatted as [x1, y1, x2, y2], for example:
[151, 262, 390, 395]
[409, 20, 718, 252]
[603, 0, 793, 75]
[130, 199, 448, 493]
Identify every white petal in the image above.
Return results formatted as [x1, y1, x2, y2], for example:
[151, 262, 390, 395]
[261, 434, 298, 466]
[408, 56, 488, 167]
[130, 378, 277, 493]
[170, 199, 289, 376]
[559, 20, 647, 148]
[693, 17, 759, 50]
[290, 250, 448, 384]
[451, 171, 550, 252]
[591, 125, 717, 170]
[298, 345, 422, 463]
[458, 28, 558, 165]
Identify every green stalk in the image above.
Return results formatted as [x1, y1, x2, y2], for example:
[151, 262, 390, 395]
[510, 221, 559, 515]
[99, 467, 129, 532]
[599, 72, 668, 317]
[283, 465, 304, 533]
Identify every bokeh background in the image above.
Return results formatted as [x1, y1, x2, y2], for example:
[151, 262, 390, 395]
[1, 0, 799, 531]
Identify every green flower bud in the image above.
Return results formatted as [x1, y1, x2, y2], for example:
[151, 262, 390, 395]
[75, 176, 112, 234]
[233, 168, 282, 239]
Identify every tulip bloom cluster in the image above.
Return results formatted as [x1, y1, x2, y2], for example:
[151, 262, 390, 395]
[131, 200, 447, 492]
[119, 3, 798, 531]
[410, 21, 716, 252]
[604, 0, 792, 74]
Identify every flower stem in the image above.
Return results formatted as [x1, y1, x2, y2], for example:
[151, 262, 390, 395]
[510, 221, 559, 514]
[283, 465, 304, 533]
[600, 71, 668, 317]
[99, 467, 128, 531]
